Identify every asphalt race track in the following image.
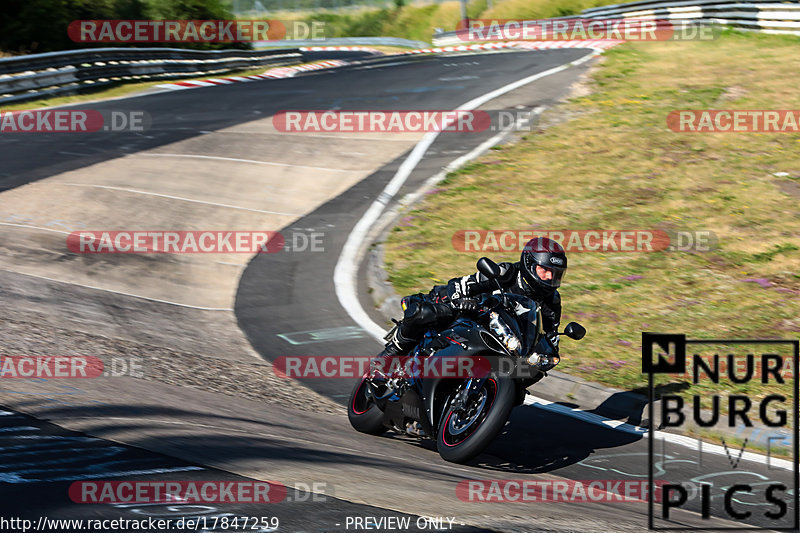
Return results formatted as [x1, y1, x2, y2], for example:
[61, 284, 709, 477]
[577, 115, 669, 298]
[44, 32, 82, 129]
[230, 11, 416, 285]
[0, 48, 794, 532]
[2, 409, 490, 533]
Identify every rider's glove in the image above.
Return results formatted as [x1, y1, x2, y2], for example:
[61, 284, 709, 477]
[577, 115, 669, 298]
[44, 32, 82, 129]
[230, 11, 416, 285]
[547, 331, 559, 351]
[446, 276, 475, 301]
[451, 298, 479, 314]
[546, 331, 560, 353]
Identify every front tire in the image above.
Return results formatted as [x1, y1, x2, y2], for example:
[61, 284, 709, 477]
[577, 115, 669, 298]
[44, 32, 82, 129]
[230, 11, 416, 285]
[436, 375, 514, 463]
[347, 376, 386, 435]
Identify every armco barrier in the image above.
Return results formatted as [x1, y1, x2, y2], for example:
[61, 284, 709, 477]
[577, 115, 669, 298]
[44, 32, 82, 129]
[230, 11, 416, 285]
[0, 47, 302, 105]
[583, 0, 800, 34]
[432, 0, 800, 45]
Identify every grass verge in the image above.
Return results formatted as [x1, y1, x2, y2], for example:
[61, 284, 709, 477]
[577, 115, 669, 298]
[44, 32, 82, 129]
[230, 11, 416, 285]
[383, 30, 800, 404]
[294, 0, 624, 42]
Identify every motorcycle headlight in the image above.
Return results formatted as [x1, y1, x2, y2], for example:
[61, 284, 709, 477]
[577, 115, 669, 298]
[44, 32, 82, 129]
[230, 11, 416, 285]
[505, 335, 521, 353]
[489, 312, 522, 355]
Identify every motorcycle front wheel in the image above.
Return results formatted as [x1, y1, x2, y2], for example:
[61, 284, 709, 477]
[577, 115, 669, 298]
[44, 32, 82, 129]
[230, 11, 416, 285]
[436, 375, 514, 463]
[347, 376, 386, 435]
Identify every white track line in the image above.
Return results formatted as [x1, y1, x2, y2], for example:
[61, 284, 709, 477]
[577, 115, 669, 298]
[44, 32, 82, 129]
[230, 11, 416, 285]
[377, 107, 545, 237]
[524, 394, 794, 471]
[334, 48, 603, 342]
[0, 269, 233, 311]
[138, 153, 362, 173]
[57, 183, 302, 217]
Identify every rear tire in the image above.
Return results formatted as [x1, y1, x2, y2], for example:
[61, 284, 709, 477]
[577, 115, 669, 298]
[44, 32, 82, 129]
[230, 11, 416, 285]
[436, 375, 514, 463]
[347, 377, 386, 435]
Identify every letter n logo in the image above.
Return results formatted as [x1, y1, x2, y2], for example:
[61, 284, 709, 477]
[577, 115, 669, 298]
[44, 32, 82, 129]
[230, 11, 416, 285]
[642, 333, 686, 374]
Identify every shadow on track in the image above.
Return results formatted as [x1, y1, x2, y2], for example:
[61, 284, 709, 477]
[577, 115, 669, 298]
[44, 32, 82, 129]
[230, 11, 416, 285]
[472, 399, 643, 474]
[372, 384, 691, 474]
[470, 383, 689, 473]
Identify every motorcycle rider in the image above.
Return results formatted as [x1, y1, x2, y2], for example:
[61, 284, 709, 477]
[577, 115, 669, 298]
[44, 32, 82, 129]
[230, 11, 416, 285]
[374, 236, 567, 368]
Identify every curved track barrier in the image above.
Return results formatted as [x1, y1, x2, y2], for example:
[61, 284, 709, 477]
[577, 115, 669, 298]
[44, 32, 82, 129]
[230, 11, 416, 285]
[0, 47, 302, 105]
[582, 0, 800, 34]
[433, 0, 800, 45]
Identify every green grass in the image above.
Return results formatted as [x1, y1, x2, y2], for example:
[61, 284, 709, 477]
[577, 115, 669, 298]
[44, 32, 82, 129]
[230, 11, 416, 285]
[293, 0, 625, 42]
[295, 2, 470, 42]
[482, 0, 621, 20]
[383, 30, 800, 403]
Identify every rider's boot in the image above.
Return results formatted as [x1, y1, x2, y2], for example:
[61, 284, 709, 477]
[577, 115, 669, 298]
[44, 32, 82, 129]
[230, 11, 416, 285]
[370, 325, 417, 378]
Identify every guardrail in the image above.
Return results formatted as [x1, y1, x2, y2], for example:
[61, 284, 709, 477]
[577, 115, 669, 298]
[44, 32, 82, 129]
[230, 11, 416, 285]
[0, 47, 303, 105]
[432, 0, 800, 45]
[583, 0, 800, 34]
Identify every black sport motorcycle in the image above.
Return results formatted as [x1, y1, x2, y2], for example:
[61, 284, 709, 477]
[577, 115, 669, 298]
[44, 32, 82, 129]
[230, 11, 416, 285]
[347, 257, 586, 463]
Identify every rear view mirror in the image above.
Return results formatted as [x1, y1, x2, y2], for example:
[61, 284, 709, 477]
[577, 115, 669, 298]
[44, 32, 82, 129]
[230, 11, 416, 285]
[477, 257, 501, 279]
[563, 322, 586, 340]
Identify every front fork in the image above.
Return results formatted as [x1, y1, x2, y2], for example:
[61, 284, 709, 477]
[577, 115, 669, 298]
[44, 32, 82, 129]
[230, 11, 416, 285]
[449, 377, 489, 413]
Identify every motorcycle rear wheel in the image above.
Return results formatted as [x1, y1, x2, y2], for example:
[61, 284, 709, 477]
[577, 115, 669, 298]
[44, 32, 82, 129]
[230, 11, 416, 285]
[347, 376, 386, 435]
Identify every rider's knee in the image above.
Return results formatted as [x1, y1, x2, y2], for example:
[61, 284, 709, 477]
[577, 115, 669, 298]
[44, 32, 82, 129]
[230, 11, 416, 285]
[401, 294, 439, 326]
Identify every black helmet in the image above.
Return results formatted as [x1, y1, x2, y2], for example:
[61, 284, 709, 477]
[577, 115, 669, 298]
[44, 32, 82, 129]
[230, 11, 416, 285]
[520, 237, 567, 293]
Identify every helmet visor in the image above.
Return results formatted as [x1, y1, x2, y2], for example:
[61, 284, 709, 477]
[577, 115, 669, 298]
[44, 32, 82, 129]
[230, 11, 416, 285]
[535, 265, 566, 288]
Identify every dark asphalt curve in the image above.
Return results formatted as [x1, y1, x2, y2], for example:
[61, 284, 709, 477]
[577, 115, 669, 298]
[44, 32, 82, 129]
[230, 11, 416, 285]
[0, 49, 574, 191]
[0, 407, 493, 533]
[234, 47, 593, 402]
